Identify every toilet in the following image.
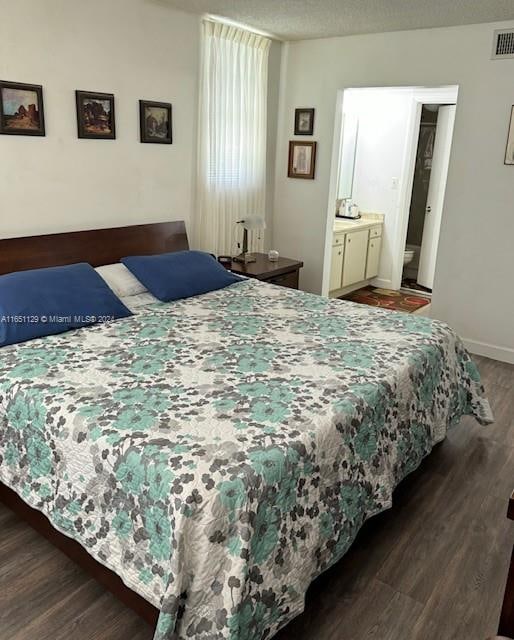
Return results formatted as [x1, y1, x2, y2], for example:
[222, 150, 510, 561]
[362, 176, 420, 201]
[403, 245, 416, 266]
[403, 248, 415, 266]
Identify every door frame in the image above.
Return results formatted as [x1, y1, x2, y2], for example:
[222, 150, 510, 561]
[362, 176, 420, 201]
[322, 85, 459, 297]
[390, 86, 459, 290]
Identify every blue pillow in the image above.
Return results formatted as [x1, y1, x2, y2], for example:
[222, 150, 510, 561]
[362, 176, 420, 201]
[121, 250, 242, 302]
[0, 262, 132, 347]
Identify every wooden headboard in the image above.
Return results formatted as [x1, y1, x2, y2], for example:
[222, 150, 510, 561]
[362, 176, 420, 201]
[0, 221, 189, 275]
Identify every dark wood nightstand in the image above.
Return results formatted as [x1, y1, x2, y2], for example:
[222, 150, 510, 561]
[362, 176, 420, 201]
[228, 253, 303, 290]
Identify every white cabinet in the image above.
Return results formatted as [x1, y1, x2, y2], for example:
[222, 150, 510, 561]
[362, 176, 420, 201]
[328, 222, 383, 295]
[342, 229, 369, 287]
[366, 236, 382, 279]
[329, 243, 344, 291]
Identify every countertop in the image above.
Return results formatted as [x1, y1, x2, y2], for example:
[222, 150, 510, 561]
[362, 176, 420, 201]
[333, 212, 384, 233]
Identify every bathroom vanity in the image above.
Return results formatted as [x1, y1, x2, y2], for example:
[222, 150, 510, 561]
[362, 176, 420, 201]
[329, 213, 384, 297]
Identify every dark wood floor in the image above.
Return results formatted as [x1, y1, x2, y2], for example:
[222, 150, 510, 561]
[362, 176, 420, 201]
[1, 355, 512, 640]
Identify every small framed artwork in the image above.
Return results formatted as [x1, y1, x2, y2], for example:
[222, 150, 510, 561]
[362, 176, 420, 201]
[288, 141, 317, 179]
[504, 105, 514, 165]
[140, 100, 172, 144]
[294, 108, 315, 136]
[0, 80, 45, 136]
[76, 90, 115, 139]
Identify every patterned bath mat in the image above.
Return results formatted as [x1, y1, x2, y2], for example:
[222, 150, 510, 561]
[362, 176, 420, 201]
[341, 286, 431, 313]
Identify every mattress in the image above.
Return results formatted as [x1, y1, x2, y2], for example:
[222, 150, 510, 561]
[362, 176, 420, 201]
[0, 279, 492, 640]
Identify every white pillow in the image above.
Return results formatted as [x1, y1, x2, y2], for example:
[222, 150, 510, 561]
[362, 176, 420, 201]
[120, 291, 160, 313]
[95, 263, 148, 298]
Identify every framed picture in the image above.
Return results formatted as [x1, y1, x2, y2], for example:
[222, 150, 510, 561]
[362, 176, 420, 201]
[0, 81, 45, 136]
[288, 141, 317, 179]
[294, 108, 315, 136]
[140, 100, 172, 144]
[504, 105, 514, 165]
[76, 91, 115, 139]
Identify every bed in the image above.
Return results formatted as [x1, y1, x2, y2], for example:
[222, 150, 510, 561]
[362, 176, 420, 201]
[0, 221, 493, 640]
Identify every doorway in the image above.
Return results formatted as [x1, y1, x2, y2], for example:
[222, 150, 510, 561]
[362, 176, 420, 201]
[402, 103, 456, 295]
[322, 85, 459, 304]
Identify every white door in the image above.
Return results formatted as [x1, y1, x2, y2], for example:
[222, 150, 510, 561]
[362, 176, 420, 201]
[417, 105, 457, 289]
[366, 236, 382, 279]
[342, 229, 368, 287]
[329, 243, 344, 291]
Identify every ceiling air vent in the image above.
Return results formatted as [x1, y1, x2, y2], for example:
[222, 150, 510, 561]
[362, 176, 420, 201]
[492, 29, 514, 59]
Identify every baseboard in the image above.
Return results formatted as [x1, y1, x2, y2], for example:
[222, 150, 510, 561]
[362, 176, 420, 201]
[330, 278, 372, 298]
[370, 278, 393, 290]
[463, 338, 514, 364]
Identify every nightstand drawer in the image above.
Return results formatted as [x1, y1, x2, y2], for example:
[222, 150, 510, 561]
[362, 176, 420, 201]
[266, 270, 299, 289]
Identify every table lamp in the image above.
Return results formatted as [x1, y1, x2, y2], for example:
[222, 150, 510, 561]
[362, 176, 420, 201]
[233, 217, 266, 264]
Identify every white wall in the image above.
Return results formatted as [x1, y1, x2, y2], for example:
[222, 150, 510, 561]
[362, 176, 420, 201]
[0, 2, 282, 253]
[0, 0, 200, 239]
[343, 88, 413, 288]
[273, 21, 514, 361]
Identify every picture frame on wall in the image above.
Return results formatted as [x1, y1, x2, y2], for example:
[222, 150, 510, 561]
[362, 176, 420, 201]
[76, 90, 116, 139]
[0, 80, 45, 136]
[288, 140, 317, 179]
[294, 108, 315, 136]
[139, 100, 172, 144]
[504, 105, 514, 165]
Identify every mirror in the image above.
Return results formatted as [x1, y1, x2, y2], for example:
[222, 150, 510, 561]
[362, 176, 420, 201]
[337, 113, 359, 201]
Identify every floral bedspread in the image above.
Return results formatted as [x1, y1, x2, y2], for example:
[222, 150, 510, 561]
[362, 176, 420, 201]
[0, 279, 492, 640]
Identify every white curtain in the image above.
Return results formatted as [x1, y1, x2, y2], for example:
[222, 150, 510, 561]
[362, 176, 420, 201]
[194, 20, 271, 256]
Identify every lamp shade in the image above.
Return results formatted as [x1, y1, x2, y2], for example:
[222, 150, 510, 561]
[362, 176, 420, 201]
[237, 216, 266, 230]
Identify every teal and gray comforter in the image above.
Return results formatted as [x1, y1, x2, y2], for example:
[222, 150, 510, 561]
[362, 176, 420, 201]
[0, 279, 492, 639]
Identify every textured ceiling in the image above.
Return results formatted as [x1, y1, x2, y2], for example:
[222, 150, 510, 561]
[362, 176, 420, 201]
[160, 0, 514, 40]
